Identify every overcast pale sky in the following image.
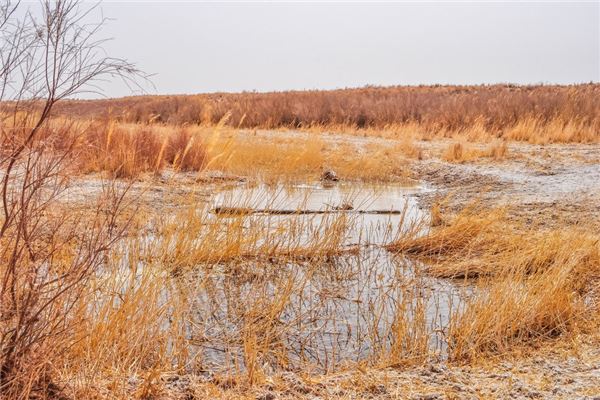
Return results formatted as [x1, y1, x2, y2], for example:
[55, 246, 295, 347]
[52, 1, 600, 96]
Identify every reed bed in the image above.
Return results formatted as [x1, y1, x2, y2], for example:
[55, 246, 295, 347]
[3, 167, 598, 398]
[448, 265, 587, 362]
[3, 101, 599, 399]
[56, 84, 600, 143]
[55, 195, 600, 397]
[388, 204, 599, 279]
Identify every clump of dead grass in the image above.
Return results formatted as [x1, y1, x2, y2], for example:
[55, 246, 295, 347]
[67, 120, 413, 183]
[449, 227, 599, 361]
[387, 203, 507, 274]
[486, 141, 509, 160]
[180, 128, 412, 183]
[504, 116, 599, 144]
[441, 141, 509, 163]
[389, 202, 599, 279]
[389, 201, 600, 360]
[78, 120, 208, 178]
[448, 265, 587, 361]
[149, 200, 353, 269]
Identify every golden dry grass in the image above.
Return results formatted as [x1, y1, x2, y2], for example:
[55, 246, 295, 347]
[58, 119, 415, 182]
[199, 131, 414, 183]
[4, 182, 592, 400]
[448, 266, 587, 362]
[77, 121, 208, 178]
[389, 202, 600, 361]
[54, 196, 433, 397]
[51, 197, 600, 398]
[441, 141, 509, 163]
[388, 203, 599, 278]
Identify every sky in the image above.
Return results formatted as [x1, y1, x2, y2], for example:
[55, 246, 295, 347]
[33, 1, 600, 97]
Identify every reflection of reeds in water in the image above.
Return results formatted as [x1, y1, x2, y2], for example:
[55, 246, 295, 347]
[63, 187, 465, 391]
[187, 250, 463, 375]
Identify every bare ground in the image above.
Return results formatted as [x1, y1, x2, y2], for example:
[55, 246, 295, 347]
[411, 141, 600, 230]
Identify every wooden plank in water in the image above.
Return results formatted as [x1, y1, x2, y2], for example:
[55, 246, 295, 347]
[212, 206, 405, 216]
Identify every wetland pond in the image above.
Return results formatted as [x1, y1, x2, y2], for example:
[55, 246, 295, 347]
[165, 182, 471, 373]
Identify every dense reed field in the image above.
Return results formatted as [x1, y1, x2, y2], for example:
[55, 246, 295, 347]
[57, 84, 600, 143]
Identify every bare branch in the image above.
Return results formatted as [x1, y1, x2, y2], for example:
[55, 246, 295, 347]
[0, 1, 144, 396]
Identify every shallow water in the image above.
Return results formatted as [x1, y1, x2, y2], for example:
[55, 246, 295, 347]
[176, 182, 469, 372]
[188, 254, 467, 372]
[212, 182, 432, 245]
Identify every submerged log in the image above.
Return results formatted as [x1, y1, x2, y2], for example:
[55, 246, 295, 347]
[212, 206, 406, 216]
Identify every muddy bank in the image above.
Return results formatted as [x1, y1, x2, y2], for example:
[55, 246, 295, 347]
[411, 142, 600, 230]
[85, 339, 599, 400]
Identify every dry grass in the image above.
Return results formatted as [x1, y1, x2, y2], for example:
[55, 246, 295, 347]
[54, 119, 414, 182]
[388, 203, 599, 278]
[78, 121, 208, 178]
[149, 199, 354, 267]
[388, 204, 507, 269]
[503, 116, 600, 144]
[441, 141, 509, 163]
[5, 174, 598, 398]
[4, 94, 600, 400]
[486, 141, 509, 160]
[55, 84, 600, 143]
[448, 226, 599, 362]
[56, 191, 599, 393]
[203, 132, 415, 183]
[448, 266, 586, 362]
[388, 202, 600, 361]
[3, 110, 599, 399]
